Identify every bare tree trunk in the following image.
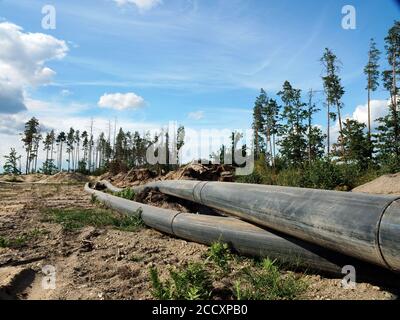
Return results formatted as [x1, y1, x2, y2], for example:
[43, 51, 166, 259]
[327, 104, 330, 157]
[337, 102, 345, 160]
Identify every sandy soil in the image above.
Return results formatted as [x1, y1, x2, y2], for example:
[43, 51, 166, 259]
[352, 172, 400, 195]
[0, 182, 397, 300]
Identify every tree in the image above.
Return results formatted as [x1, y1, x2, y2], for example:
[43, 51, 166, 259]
[56, 132, 66, 171]
[252, 89, 267, 160]
[74, 130, 80, 171]
[364, 38, 381, 140]
[306, 89, 323, 164]
[21, 117, 40, 174]
[382, 20, 400, 160]
[333, 119, 370, 167]
[321, 48, 345, 157]
[66, 128, 75, 172]
[3, 148, 21, 175]
[277, 81, 308, 167]
[262, 96, 280, 167]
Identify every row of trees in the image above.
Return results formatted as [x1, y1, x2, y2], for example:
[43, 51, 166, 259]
[250, 20, 400, 171]
[3, 118, 185, 175]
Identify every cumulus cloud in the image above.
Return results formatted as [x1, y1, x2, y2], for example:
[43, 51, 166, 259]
[326, 99, 391, 147]
[352, 99, 390, 129]
[0, 114, 26, 135]
[98, 92, 146, 110]
[113, 0, 162, 12]
[188, 110, 204, 120]
[0, 82, 27, 113]
[0, 22, 68, 114]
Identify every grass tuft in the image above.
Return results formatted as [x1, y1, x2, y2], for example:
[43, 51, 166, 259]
[113, 188, 135, 201]
[205, 241, 231, 271]
[149, 263, 213, 300]
[233, 258, 307, 300]
[41, 208, 144, 232]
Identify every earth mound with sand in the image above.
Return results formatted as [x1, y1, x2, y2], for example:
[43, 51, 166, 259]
[38, 172, 90, 184]
[352, 172, 400, 195]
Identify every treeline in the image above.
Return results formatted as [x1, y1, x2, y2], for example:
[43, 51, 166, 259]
[3, 118, 185, 176]
[234, 20, 399, 189]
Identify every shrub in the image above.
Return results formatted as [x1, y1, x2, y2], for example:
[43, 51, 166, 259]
[233, 258, 307, 300]
[206, 241, 231, 271]
[149, 263, 213, 300]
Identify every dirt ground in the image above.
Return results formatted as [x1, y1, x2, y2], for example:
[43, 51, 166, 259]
[0, 182, 397, 300]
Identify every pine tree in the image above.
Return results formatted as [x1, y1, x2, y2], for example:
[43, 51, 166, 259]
[278, 81, 308, 167]
[56, 132, 66, 171]
[66, 128, 75, 172]
[382, 20, 400, 161]
[3, 148, 21, 175]
[252, 89, 267, 160]
[321, 48, 345, 157]
[364, 38, 381, 141]
[333, 119, 370, 167]
[21, 117, 40, 174]
[262, 96, 280, 167]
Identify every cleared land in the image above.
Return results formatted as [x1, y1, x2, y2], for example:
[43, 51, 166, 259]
[0, 181, 397, 300]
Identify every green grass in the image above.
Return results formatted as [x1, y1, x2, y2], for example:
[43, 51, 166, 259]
[149, 243, 307, 301]
[0, 229, 47, 248]
[233, 258, 307, 300]
[41, 208, 144, 232]
[113, 188, 135, 200]
[205, 241, 231, 271]
[149, 263, 213, 300]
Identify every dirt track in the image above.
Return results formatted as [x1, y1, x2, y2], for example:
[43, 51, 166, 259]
[0, 182, 397, 300]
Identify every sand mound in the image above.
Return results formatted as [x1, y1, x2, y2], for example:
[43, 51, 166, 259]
[39, 172, 90, 184]
[23, 174, 46, 183]
[0, 174, 24, 183]
[352, 172, 400, 195]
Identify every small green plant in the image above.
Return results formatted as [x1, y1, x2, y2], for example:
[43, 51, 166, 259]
[41, 208, 144, 232]
[206, 241, 231, 270]
[233, 258, 307, 300]
[149, 263, 213, 300]
[0, 235, 29, 248]
[114, 188, 135, 201]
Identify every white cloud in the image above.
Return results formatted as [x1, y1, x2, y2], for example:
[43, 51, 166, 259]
[352, 99, 390, 129]
[113, 0, 162, 12]
[326, 99, 391, 147]
[98, 92, 146, 110]
[188, 110, 204, 120]
[0, 22, 68, 114]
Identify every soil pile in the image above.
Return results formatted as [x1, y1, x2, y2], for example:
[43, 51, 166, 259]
[39, 172, 89, 184]
[352, 173, 400, 195]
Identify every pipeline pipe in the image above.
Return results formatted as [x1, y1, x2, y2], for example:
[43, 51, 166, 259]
[132, 180, 400, 272]
[85, 183, 400, 283]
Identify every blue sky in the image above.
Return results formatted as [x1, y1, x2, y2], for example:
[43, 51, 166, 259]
[0, 0, 399, 163]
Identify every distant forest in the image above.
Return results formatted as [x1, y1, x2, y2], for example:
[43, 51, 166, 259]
[3, 21, 400, 190]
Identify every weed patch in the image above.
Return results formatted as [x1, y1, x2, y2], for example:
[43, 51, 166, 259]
[41, 208, 144, 232]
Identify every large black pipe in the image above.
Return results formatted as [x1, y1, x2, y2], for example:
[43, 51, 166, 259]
[86, 183, 400, 285]
[132, 180, 400, 272]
